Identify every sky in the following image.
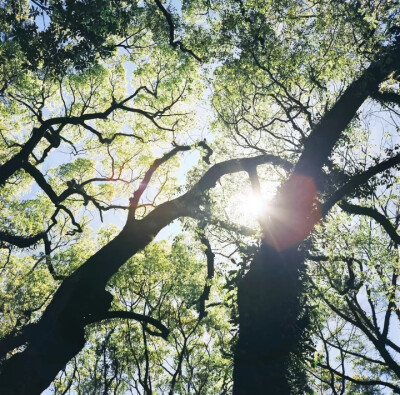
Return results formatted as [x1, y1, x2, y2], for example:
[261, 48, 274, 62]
[14, 1, 400, 392]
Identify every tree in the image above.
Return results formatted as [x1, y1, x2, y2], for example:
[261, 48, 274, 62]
[0, 0, 400, 394]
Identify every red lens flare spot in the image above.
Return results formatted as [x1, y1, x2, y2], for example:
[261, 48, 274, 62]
[264, 175, 321, 251]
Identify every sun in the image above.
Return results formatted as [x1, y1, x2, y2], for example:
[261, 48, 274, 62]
[243, 192, 267, 218]
[232, 188, 271, 226]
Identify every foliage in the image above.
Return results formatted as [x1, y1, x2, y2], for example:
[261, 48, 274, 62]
[0, 0, 400, 394]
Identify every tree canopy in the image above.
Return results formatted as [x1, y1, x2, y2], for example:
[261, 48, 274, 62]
[0, 0, 400, 393]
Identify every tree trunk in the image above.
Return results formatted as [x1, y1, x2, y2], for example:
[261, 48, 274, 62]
[233, 242, 303, 395]
[0, 227, 145, 394]
[0, 275, 114, 394]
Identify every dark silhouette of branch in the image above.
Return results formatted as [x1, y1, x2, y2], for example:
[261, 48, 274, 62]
[244, 163, 261, 195]
[85, 311, 170, 340]
[309, 358, 400, 393]
[0, 230, 46, 248]
[323, 153, 400, 214]
[0, 85, 166, 186]
[0, 208, 61, 253]
[293, 46, 400, 181]
[0, 324, 36, 360]
[371, 90, 400, 106]
[0, 142, 374, 393]
[323, 338, 387, 367]
[22, 161, 126, 223]
[191, 154, 292, 193]
[81, 122, 144, 144]
[196, 140, 213, 164]
[196, 225, 215, 319]
[340, 201, 400, 244]
[310, 276, 400, 380]
[153, 0, 202, 62]
[129, 144, 191, 217]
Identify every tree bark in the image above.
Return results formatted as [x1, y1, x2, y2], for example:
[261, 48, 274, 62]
[233, 243, 303, 394]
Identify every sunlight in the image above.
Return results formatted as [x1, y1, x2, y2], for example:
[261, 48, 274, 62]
[243, 191, 267, 218]
[234, 189, 271, 224]
[226, 176, 281, 229]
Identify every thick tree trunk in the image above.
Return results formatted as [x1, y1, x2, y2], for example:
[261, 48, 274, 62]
[0, 272, 114, 394]
[0, 227, 147, 394]
[0, 313, 88, 394]
[233, 242, 303, 394]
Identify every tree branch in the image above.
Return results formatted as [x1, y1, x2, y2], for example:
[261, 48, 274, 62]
[129, 144, 191, 217]
[311, 358, 400, 393]
[0, 86, 159, 186]
[153, 0, 202, 62]
[323, 153, 400, 214]
[371, 90, 400, 107]
[293, 46, 400, 181]
[339, 201, 400, 245]
[0, 230, 46, 248]
[196, 140, 213, 165]
[0, 324, 36, 359]
[196, 225, 215, 319]
[22, 161, 125, 224]
[86, 310, 170, 340]
[0, 152, 294, 393]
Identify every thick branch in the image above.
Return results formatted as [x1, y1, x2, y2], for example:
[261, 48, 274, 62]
[243, 161, 261, 196]
[0, 153, 291, 394]
[197, 226, 215, 319]
[340, 201, 400, 244]
[196, 140, 213, 164]
[371, 90, 400, 106]
[0, 324, 36, 359]
[0, 230, 45, 248]
[192, 155, 292, 193]
[294, 46, 400, 181]
[323, 153, 400, 214]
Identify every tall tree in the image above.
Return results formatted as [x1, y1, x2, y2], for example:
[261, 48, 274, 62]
[0, 0, 400, 394]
